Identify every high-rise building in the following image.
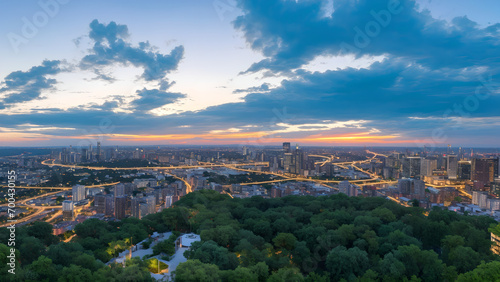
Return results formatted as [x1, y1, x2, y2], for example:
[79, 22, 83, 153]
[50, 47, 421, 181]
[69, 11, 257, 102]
[472, 191, 489, 209]
[114, 183, 125, 198]
[398, 178, 425, 199]
[139, 203, 149, 219]
[447, 155, 458, 179]
[283, 145, 303, 175]
[242, 146, 248, 156]
[114, 196, 127, 219]
[402, 157, 421, 178]
[72, 185, 86, 202]
[94, 194, 106, 214]
[472, 158, 495, 185]
[131, 197, 142, 218]
[347, 185, 358, 197]
[165, 195, 173, 208]
[62, 200, 74, 221]
[458, 161, 472, 180]
[488, 198, 500, 211]
[97, 142, 102, 161]
[145, 195, 156, 215]
[105, 195, 114, 216]
[420, 158, 437, 177]
[339, 181, 350, 194]
[283, 142, 291, 153]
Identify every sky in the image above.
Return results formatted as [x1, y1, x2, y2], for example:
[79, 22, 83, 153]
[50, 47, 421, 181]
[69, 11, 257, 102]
[0, 0, 499, 148]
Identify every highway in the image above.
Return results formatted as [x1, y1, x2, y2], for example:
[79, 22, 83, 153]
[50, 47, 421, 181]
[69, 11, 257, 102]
[0, 190, 63, 227]
[3, 182, 121, 190]
[41, 159, 269, 171]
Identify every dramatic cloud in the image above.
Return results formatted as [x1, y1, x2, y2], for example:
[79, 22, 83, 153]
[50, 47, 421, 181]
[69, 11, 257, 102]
[1, 3, 500, 146]
[234, 0, 500, 74]
[80, 20, 185, 82]
[0, 60, 62, 109]
[131, 88, 186, 112]
[233, 83, 271, 94]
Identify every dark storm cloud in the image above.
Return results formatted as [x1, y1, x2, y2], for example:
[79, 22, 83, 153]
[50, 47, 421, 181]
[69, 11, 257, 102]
[234, 0, 500, 74]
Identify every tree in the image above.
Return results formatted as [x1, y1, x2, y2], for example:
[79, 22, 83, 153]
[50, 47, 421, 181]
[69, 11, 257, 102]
[19, 237, 45, 265]
[27, 255, 58, 282]
[152, 239, 175, 256]
[74, 218, 110, 239]
[174, 259, 220, 282]
[448, 246, 481, 273]
[457, 261, 500, 281]
[371, 207, 396, 223]
[273, 233, 297, 251]
[220, 266, 258, 282]
[250, 262, 269, 282]
[73, 253, 103, 272]
[326, 246, 369, 281]
[185, 240, 238, 270]
[379, 253, 406, 280]
[27, 221, 57, 245]
[393, 245, 446, 282]
[58, 264, 93, 282]
[200, 225, 239, 248]
[267, 267, 304, 282]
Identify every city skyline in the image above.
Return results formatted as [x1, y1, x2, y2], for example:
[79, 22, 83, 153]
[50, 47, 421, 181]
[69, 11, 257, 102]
[1, 0, 500, 147]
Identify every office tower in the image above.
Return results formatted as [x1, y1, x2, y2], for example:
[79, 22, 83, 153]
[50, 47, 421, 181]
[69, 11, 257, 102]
[495, 158, 500, 178]
[94, 194, 106, 214]
[139, 203, 149, 219]
[437, 154, 446, 170]
[242, 146, 248, 156]
[114, 183, 125, 198]
[283, 145, 303, 175]
[87, 145, 94, 162]
[105, 195, 114, 216]
[347, 185, 358, 197]
[398, 179, 425, 199]
[402, 157, 421, 178]
[283, 142, 291, 153]
[420, 158, 437, 177]
[115, 196, 127, 219]
[284, 153, 293, 173]
[145, 195, 156, 215]
[447, 155, 458, 179]
[339, 181, 350, 194]
[62, 200, 74, 221]
[72, 185, 86, 202]
[472, 191, 489, 209]
[488, 198, 500, 211]
[131, 197, 142, 218]
[165, 195, 173, 208]
[472, 158, 495, 184]
[458, 161, 472, 180]
[97, 142, 102, 161]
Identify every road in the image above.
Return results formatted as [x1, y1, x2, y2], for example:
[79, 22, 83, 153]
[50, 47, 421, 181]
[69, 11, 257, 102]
[42, 159, 268, 170]
[0, 182, 121, 190]
[0, 190, 64, 227]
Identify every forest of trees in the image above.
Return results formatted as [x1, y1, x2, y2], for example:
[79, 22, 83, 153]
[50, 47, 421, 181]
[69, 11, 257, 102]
[1, 189, 500, 281]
